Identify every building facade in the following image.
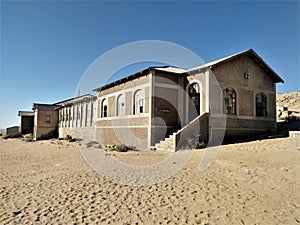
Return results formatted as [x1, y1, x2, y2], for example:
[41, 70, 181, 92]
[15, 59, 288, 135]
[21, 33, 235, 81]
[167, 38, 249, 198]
[19, 95, 96, 141]
[18, 111, 35, 135]
[32, 104, 60, 140]
[57, 94, 96, 140]
[93, 49, 284, 150]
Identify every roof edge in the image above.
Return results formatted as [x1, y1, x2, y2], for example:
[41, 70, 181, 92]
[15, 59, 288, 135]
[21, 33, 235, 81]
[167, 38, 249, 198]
[188, 49, 284, 83]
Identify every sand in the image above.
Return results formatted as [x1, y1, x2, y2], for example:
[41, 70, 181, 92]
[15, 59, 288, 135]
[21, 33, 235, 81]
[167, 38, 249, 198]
[0, 137, 299, 224]
[277, 91, 300, 111]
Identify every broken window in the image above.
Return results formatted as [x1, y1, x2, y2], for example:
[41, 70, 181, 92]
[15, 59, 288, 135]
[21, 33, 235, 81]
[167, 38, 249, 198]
[256, 92, 267, 117]
[223, 88, 237, 115]
[189, 82, 201, 115]
[133, 89, 144, 114]
[101, 98, 108, 118]
[46, 115, 51, 123]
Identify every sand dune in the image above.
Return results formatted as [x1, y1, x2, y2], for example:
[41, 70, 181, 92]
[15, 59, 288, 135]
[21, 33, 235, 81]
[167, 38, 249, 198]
[0, 138, 299, 224]
[277, 90, 300, 111]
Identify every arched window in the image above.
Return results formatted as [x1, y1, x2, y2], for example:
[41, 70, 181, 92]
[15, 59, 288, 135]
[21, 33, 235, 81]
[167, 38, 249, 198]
[223, 88, 237, 115]
[117, 94, 125, 116]
[101, 98, 108, 118]
[189, 82, 200, 115]
[133, 89, 144, 114]
[256, 93, 267, 117]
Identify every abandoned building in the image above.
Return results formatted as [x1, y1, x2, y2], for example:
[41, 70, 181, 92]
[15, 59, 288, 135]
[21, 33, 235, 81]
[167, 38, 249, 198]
[6, 126, 20, 136]
[16, 49, 284, 151]
[31, 103, 60, 140]
[57, 94, 96, 140]
[93, 49, 284, 150]
[18, 94, 96, 140]
[18, 111, 34, 134]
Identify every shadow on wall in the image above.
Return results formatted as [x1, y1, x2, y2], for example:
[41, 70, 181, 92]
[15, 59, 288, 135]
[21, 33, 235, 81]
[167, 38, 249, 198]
[223, 120, 300, 145]
[37, 128, 58, 140]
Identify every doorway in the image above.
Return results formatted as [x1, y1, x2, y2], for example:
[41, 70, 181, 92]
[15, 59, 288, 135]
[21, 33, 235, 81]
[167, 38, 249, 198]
[189, 82, 201, 116]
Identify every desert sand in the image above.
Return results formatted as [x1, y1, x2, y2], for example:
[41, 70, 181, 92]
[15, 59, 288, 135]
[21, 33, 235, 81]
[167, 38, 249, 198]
[277, 91, 300, 111]
[0, 137, 299, 225]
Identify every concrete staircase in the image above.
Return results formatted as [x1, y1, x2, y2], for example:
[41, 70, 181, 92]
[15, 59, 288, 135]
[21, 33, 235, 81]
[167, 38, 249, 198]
[154, 112, 210, 152]
[154, 131, 177, 151]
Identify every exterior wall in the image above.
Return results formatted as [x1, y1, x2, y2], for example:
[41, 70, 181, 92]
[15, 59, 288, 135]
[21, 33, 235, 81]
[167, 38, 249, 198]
[34, 109, 58, 140]
[94, 55, 280, 149]
[6, 126, 20, 136]
[175, 113, 209, 149]
[58, 99, 96, 141]
[185, 72, 209, 119]
[95, 75, 150, 149]
[150, 70, 209, 146]
[151, 71, 180, 146]
[210, 54, 277, 140]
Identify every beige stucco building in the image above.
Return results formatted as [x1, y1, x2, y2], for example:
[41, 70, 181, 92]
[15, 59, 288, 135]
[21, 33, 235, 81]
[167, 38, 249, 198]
[93, 49, 284, 150]
[21, 94, 96, 140]
[32, 103, 60, 140]
[57, 94, 96, 140]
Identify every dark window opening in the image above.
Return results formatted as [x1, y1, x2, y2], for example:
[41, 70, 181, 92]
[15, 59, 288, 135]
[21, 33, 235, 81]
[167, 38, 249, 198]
[223, 88, 237, 115]
[256, 93, 267, 117]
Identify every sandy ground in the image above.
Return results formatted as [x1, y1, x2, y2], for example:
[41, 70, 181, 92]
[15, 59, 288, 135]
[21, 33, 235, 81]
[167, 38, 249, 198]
[0, 138, 299, 225]
[277, 91, 300, 111]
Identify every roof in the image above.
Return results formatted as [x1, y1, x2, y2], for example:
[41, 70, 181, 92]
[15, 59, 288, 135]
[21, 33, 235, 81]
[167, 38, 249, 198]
[32, 103, 61, 110]
[31, 94, 96, 111]
[93, 49, 284, 92]
[187, 49, 284, 83]
[54, 94, 96, 106]
[6, 126, 19, 129]
[93, 66, 186, 92]
[154, 66, 186, 74]
[18, 111, 34, 116]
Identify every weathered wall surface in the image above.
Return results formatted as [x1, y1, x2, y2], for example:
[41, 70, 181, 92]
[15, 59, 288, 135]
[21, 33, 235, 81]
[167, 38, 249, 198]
[95, 75, 150, 149]
[34, 110, 58, 140]
[174, 113, 209, 149]
[98, 75, 150, 97]
[210, 54, 277, 140]
[59, 127, 95, 141]
[96, 126, 148, 149]
[151, 71, 180, 146]
[58, 99, 96, 141]
[6, 126, 20, 136]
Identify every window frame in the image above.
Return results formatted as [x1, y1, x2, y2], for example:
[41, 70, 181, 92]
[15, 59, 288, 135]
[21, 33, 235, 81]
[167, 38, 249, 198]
[256, 92, 267, 117]
[223, 88, 237, 115]
[116, 94, 125, 116]
[101, 98, 108, 118]
[46, 115, 51, 123]
[133, 89, 144, 115]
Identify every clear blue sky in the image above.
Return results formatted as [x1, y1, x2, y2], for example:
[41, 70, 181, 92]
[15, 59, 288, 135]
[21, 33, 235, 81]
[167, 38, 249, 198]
[1, 1, 299, 128]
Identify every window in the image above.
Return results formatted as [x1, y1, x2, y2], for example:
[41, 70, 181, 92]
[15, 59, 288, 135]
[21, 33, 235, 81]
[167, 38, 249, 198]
[256, 92, 267, 117]
[101, 98, 108, 118]
[189, 82, 201, 115]
[69, 108, 72, 120]
[133, 89, 144, 114]
[66, 109, 69, 121]
[76, 106, 80, 120]
[46, 115, 51, 123]
[117, 94, 125, 116]
[223, 88, 237, 115]
[90, 102, 94, 126]
[189, 82, 200, 95]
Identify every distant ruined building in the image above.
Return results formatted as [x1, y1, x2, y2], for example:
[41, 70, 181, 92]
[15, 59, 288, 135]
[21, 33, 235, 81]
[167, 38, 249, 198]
[19, 94, 96, 140]
[18, 49, 284, 151]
